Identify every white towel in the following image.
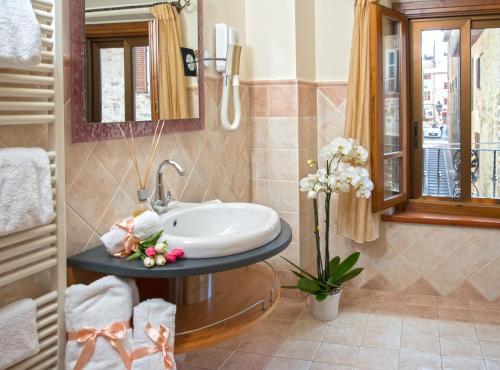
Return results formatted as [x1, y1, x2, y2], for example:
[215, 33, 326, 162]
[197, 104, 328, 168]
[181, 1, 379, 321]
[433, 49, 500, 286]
[101, 211, 161, 256]
[0, 148, 55, 237]
[132, 299, 177, 370]
[65, 276, 137, 370]
[0, 0, 42, 67]
[0, 299, 40, 370]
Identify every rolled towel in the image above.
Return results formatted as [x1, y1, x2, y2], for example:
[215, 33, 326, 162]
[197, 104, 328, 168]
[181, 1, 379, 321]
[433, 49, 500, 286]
[101, 211, 161, 256]
[0, 299, 39, 370]
[0, 148, 55, 237]
[0, 0, 42, 67]
[132, 299, 176, 370]
[65, 276, 137, 370]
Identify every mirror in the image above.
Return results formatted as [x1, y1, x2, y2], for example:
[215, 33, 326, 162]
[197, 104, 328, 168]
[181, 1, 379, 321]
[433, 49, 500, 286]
[70, 0, 204, 143]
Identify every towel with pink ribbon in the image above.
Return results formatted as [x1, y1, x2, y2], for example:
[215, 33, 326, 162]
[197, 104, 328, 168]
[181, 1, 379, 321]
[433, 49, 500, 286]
[131, 299, 177, 370]
[101, 211, 160, 257]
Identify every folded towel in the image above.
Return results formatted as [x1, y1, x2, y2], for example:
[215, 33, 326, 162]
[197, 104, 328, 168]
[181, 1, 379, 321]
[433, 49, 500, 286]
[0, 148, 55, 237]
[101, 211, 161, 256]
[132, 299, 176, 370]
[0, 299, 40, 370]
[65, 276, 137, 370]
[0, 0, 42, 67]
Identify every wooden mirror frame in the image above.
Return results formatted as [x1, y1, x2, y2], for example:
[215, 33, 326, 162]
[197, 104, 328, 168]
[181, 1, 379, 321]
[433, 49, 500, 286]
[70, 0, 204, 143]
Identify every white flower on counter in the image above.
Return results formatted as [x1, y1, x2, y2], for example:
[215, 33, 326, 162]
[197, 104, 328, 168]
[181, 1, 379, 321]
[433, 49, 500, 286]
[154, 242, 167, 254]
[143, 257, 155, 268]
[155, 254, 166, 266]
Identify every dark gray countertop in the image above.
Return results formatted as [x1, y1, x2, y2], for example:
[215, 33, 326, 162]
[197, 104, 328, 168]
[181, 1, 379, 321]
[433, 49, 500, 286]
[67, 219, 292, 278]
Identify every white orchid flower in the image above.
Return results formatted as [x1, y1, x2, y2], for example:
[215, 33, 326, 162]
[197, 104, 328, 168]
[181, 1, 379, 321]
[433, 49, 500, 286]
[353, 145, 369, 164]
[317, 168, 328, 183]
[299, 175, 315, 192]
[356, 178, 374, 198]
[307, 190, 318, 199]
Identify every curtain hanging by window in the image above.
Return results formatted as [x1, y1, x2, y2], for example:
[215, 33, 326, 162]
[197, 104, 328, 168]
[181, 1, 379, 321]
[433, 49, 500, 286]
[337, 0, 381, 243]
[150, 3, 190, 119]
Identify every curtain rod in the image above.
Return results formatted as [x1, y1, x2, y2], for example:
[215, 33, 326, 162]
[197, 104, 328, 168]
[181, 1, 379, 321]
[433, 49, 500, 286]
[85, 0, 191, 14]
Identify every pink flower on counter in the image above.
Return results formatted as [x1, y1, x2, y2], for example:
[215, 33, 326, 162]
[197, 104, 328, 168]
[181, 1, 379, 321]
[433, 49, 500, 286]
[165, 254, 177, 264]
[145, 247, 156, 257]
[170, 248, 185, 258]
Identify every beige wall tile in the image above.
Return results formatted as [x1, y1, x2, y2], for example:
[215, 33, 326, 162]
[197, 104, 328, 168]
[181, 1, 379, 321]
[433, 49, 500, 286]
[270, 149, 299, 181]
[249, 86, 269, 118]
[269, 180, 299, 212]
[269, 118, 298, 149]
[251, 148, 270, 180]
[250, 117, 269, 148]
[269, 85, 298, 117]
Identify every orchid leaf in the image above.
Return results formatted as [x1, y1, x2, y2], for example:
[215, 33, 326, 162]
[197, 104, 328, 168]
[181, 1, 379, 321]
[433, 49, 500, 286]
[330, 267, 364, 286]
[315, 293, 328, 302]
[126, 251, 142, 261]
[281, 256, 317, 281]
[327, 252, 360, 283]
[298, 278, 321, 294]
[281, 285, 299, 289]
[140, 230, 164, 247]
[328, 256, 341, 273]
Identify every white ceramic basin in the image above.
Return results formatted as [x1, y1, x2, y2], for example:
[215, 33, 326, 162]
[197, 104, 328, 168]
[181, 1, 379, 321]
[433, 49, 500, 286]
[158, 203, 281, 258]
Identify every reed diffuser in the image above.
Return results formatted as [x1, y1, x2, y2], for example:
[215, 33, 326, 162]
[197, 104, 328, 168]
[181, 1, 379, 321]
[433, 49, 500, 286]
[119, 121, 165, 217]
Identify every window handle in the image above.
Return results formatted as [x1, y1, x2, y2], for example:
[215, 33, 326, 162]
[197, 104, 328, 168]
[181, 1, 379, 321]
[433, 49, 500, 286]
[413, 121, 419, 149]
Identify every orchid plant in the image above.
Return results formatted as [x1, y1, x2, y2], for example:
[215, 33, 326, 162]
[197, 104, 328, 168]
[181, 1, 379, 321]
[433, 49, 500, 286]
[283, 137, 373, 301]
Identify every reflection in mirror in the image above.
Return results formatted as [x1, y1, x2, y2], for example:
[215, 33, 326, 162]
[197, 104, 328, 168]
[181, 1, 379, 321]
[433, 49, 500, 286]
[85, 0, 199, 123]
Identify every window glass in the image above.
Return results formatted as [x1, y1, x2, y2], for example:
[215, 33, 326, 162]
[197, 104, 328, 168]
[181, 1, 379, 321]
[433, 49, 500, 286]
[100, 47, 125, 123]
[132, 46, 152, 121]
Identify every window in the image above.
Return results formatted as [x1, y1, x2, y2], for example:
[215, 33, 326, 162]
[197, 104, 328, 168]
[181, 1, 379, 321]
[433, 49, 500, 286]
[370, 3, 500, 218]
[86, 23, 153, 123]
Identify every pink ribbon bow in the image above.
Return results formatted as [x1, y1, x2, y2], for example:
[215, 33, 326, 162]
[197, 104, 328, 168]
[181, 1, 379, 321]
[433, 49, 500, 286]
[132, 323, 174, 369]
[114, 219, 139, 257]
[67, 321, 131, 370]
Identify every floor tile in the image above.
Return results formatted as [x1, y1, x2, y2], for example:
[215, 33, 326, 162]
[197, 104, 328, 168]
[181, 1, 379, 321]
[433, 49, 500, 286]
[323, 325, 364, 346]
[274, 339, 320, 361]
[366, 314, 402, 333]
[441, 356, 487, 370]
[238, 333, 284, 355]
[485, 359, 500, 370]
[440, 337, 482, 358]
[398, 352, 441, 370]
[220, 352, 271, 370]
[215, 334, 247, 350]
[287, 318, 328, 341]
[314, 343, 359, 366]
[482, 341, 500, 361]
[401, 333, 440, 354]
[361, 328, 401, 350]
[438, 308, 474, 323]
[251, 319, 294, 337]
[473, 310, 500, 326]
[264, 357, 311, 370]
[330, 312, 369, 329]
[476, 324, 500, 341]
[439, 321, 478, 338]
[404, 304, 438, 320]
[268, 301, 304, 322]
[355, 347, 399, 370]
[405, 294, 439, 307]
[182, 348, 233, 369]
[309, 362, 353, 370]
[403, 317, 439, 336]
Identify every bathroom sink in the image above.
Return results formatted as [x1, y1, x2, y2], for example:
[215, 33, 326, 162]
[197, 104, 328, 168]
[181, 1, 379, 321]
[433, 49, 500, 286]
[158, 203, 281, 258]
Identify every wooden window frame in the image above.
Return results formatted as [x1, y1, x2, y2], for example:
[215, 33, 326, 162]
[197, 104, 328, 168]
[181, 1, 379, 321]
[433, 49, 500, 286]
[370, 4, 410, 212]
[85, 22, 155, 122]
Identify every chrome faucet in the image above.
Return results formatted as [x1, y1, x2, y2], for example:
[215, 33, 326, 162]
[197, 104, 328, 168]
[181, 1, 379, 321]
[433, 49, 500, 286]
[152, 159, 186, 214]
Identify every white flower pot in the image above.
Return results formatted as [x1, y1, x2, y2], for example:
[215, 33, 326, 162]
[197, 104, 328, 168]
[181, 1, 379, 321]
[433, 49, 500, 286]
[311, 291, 341, 321]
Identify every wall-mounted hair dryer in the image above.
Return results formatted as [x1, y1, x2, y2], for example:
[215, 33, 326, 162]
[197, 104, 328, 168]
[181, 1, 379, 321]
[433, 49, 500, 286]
[215, 24, 242, 131]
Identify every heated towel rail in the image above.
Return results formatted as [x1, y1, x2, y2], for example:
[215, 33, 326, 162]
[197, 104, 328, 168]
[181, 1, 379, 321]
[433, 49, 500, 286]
[0, 0, 66, 369]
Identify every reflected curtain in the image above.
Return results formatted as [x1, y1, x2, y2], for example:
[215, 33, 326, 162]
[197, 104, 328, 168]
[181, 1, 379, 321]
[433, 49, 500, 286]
[337, 0, 380, 243]
[150, 4, 190, 119]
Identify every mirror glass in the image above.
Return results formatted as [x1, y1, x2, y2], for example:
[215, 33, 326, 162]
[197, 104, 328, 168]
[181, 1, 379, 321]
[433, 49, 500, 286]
[84, 0, 199, 123]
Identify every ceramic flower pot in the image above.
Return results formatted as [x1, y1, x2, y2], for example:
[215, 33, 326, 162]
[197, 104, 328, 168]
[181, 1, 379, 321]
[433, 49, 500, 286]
[311, 291, 341, 321]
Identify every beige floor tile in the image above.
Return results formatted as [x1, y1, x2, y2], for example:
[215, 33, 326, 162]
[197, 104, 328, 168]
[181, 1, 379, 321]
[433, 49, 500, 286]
[442, 356, 487, 370]
[314, 343, 359, 366]
[366, 314, 403, 333]
[264, 357, 311, 370]
[215, 334, 247, 350]
[268, 301, 304, 322]
[473, 309, 500, 326]
[476, 324, 500, 341]
[324, 325, 364, 346]
[485, 359, 500, 370]
[403, 317, 439, 336]
[438, 308, 474, 323]
[398, 352, 441, 370]
[275, 339, 320, 361]
[439, 321, 478, 338]
[220, 352, 271, 370]
[310, 362, 353, 370]
[361, 329, 401, 350]
[405, 294, 439, 307]
[287, 318, 329, 341]
[329, 311, 370, 329]
[440, 337, 482, 358]
[404, 305, 438, 320]
[182, 348, 233, 369]
[238, 333, 284, 355]
[355, 347, 399, 370]
[482, 341, 500, 361]
[251, 319, 294, 337]
[177, 363, 206, 370]
[401, 334, 440, 354]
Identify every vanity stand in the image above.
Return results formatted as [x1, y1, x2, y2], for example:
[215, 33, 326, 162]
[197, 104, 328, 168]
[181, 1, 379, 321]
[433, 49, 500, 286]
[67, 220, 292, 353]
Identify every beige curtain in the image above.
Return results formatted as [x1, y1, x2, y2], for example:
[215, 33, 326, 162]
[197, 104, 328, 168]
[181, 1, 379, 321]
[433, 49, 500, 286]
[337, 0, 380, 243]
[151, 4, 190, 119]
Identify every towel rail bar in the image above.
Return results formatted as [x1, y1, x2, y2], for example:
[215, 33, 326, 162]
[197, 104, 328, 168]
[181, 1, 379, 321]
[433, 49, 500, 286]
[0, 102, 55, 111]
[34, 291, 58, 307]
[0, 235, 57, 261]
[39, 24, 54, 35]
[37, 314, 58, 330]
[31, 0, 53, 9]
[0, 63, 55, 74]
[0, 258, 57, 287]
[0, 87, 55, 98]
[38, 325, 57, 341]
[0, 247, 57, 275]
[36, 302, 58, 318]
[0, 73, 55, 85]
[34, 10, 53, 22]
[9, 346, 57, 370]
[0, 224, 57, 250]
[41, 38, 54, 47]
[0, 115, 55, 125]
